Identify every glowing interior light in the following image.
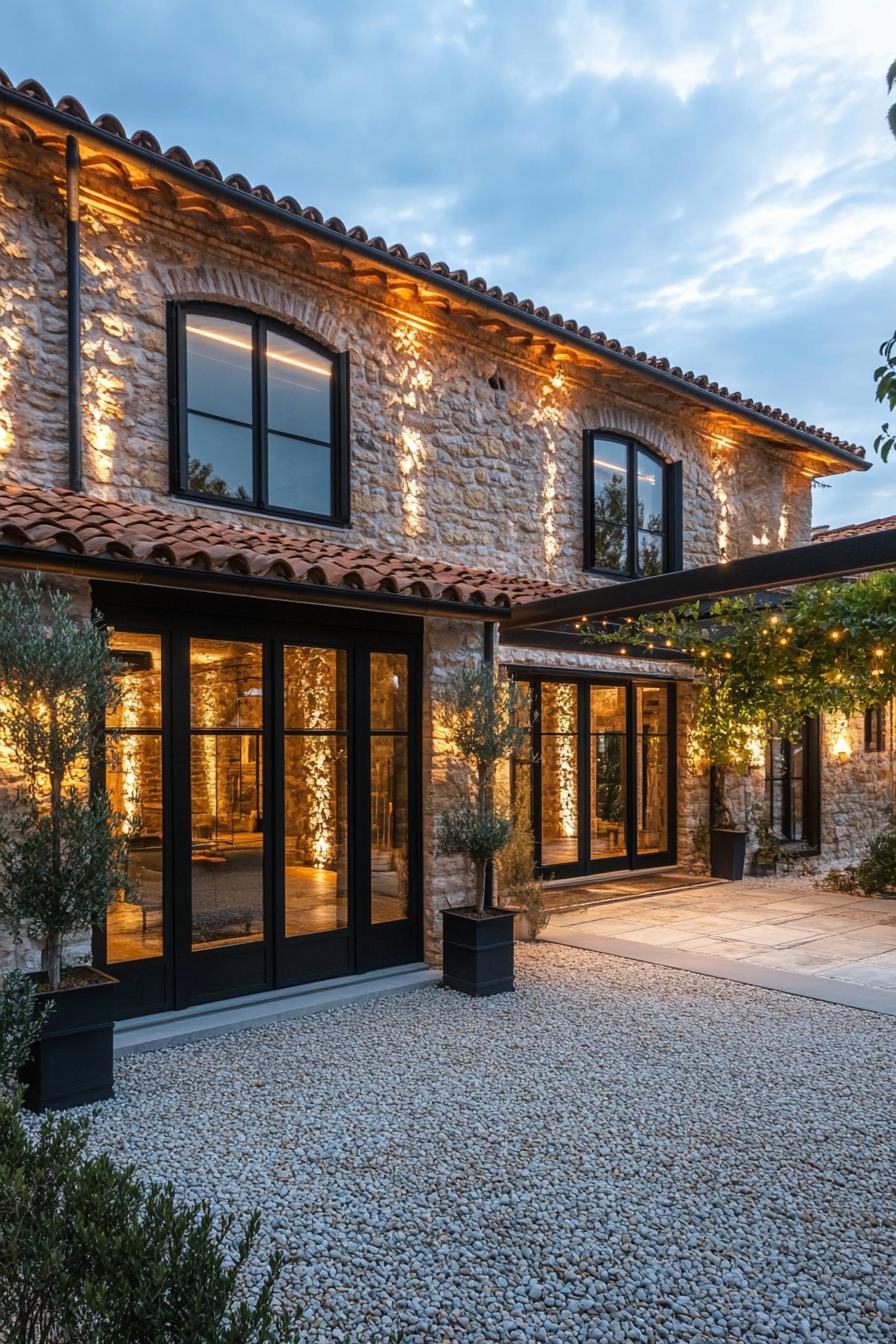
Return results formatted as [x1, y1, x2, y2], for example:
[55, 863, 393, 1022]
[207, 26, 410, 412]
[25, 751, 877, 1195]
[185, 323, 331, 377]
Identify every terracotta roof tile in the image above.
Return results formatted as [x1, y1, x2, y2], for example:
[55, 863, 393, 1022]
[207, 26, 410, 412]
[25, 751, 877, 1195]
[0, 483, 571, 611]
[812, 515, 896, 543]
[0, 70, 865, 464]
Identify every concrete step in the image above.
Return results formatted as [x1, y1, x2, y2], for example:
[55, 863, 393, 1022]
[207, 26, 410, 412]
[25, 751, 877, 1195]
[114, 963, 440, 1056]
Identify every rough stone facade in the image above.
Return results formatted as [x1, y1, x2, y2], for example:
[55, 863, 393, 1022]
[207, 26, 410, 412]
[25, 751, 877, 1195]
[0, 124, 890, 985]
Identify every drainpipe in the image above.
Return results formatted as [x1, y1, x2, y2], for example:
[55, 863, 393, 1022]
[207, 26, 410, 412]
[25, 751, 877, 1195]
[483, 620, 497, 908]
[65, 136, 82, 493]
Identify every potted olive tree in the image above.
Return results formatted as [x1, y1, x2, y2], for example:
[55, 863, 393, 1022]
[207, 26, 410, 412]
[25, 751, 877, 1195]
[436, 660, 528, 995]
[0, 573, 128, 1111]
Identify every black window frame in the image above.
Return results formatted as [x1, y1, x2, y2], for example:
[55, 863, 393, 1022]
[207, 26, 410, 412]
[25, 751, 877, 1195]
[865, 706, 886, 753]
[583, 431, 683, 577]
[168, 301, 351, 527]
[767, 717, 821, 851]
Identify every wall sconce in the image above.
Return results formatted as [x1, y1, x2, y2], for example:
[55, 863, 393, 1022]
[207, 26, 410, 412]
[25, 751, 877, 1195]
[832, 732, 851, 764]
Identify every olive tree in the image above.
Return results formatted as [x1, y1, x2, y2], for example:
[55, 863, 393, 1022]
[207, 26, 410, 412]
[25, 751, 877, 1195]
[0, 573, 127, 990]
[435, 660, 529, 914]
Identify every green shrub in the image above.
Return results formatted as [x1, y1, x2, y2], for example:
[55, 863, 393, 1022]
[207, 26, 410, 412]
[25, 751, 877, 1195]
[0, 971, 49, 1103]
[0, 1099, 302, 1343]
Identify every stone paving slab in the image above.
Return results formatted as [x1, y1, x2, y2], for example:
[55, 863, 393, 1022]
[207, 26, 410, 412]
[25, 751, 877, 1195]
[543, 877, 896, 1005]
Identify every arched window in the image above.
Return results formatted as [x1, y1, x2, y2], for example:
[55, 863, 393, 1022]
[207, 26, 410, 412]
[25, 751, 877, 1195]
[584, 432, 682, 576]
[169, 303, 349, 523]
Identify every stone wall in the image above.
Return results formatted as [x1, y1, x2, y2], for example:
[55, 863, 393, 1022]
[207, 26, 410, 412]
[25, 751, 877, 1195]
[0, 129, 814, 589]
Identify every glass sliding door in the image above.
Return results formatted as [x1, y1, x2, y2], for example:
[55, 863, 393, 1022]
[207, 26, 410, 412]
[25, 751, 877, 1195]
[540, 682, 580, 870]
[97, 595, 422, 1017]
[636, 685, 670, 858]
[590, 684, 627, 862]
[514, 673, 675, 880]
[189, 639, 265, 952]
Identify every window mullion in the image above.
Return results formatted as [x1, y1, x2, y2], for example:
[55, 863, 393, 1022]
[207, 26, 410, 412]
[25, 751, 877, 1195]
[256, 318, 267, 510]
[627, 440, 637, 577]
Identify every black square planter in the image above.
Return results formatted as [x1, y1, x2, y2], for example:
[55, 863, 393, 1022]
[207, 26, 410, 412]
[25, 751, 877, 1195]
[22, 969, 118, 1112]
[709, 827, 747, 881]
[441, 907, 516, 997]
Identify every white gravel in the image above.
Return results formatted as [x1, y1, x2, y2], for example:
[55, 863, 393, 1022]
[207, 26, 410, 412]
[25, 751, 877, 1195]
[79, 944, 893, 1343]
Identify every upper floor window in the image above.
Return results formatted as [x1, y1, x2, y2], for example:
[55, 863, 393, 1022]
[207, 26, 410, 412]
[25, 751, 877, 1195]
[170, 304, 349, 524]
[584, 432, 682, 576]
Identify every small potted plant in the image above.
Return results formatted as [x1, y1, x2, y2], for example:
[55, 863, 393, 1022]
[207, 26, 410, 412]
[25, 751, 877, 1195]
[0, 574, 128, 1111]
[436, 660, 528, 995]
[748, 806, 784, 877]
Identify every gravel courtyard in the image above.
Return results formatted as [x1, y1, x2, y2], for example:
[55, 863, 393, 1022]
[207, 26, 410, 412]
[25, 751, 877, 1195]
[84, 945, 893, 1344]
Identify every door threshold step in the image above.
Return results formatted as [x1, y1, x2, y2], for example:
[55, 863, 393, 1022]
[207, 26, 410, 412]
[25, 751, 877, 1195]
[114, 963, 439, 1057]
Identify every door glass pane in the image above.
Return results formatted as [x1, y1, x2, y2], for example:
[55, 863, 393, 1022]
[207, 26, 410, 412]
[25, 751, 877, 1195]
[191, 640, 263, 728]
[105, 633, 164, 964]
[267, 433, 332, 516]
[636, 685, 669, 856]
[265, 330, 332, 443]
[107, 632, 162, 729]
[371, 735, 409, 923]
[371, 652, 408, 730]
[185, 314, 253, 423]
[284, 736, 347, 936]
[106, 733, 164, 963]
[190, 734, 263, 949]
[590, 685, 627, 860]
[540, 682, 579, 867]
[284, 647, 346, 730]
[283, 646, 348, 938]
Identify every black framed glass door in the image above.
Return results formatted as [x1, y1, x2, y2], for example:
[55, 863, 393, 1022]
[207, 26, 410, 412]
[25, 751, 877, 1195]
[96, 595, 421, 1018]
[514, 671, 676, 880]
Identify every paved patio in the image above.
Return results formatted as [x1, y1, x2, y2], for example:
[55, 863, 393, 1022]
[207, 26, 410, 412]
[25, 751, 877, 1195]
[544, 879, 896, 1009]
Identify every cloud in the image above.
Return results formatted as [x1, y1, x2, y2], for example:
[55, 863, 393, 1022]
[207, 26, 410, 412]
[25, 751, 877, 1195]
[2, 0, 896, 530]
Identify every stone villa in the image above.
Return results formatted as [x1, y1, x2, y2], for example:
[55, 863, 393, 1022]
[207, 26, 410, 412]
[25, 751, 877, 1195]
[0, 71, 890, 1020]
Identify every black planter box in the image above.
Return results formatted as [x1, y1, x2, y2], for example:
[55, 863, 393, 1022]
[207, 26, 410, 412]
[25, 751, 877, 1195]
[710, 828, 747, 881]
[442, 907, 515, 997]
[751, 856, 778, 878]
[22, 968, 118, 1113]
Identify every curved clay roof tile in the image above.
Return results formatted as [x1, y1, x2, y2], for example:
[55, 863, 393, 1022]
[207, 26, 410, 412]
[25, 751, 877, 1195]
[131, 130, 161, 153]
[57, 95, 88, 120]
[195, 158, 223, 180]
[16, 78, 52, 104]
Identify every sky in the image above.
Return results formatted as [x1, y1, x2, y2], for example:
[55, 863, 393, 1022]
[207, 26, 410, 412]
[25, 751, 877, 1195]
[3, 0, 896, 527]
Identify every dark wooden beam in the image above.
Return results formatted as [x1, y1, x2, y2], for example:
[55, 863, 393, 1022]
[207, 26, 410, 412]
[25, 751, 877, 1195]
[502, 529, 896, 630]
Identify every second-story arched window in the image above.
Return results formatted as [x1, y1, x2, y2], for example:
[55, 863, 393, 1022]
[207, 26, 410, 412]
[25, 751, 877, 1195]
[170, 303, 349, 524]
[584, 432, 682, 577]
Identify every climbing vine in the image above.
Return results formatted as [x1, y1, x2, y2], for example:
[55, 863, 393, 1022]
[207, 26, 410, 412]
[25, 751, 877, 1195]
[584, 571, 896, 774]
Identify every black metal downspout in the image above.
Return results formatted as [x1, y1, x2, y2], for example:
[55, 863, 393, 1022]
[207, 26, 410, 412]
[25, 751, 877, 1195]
[483, 620, 497, 908]
[65, 135, 82, 493]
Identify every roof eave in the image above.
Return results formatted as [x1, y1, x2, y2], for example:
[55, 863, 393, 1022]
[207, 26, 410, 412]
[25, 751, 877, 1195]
[0, 543, 510, 622]
[0, 85, 869, 476]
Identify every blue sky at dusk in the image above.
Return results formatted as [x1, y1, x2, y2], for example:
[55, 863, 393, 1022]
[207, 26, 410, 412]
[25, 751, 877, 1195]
[4, 1, 895, 527]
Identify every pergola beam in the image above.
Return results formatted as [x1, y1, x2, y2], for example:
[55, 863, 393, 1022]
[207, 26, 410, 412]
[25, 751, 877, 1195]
[502, 529, 896, 630]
